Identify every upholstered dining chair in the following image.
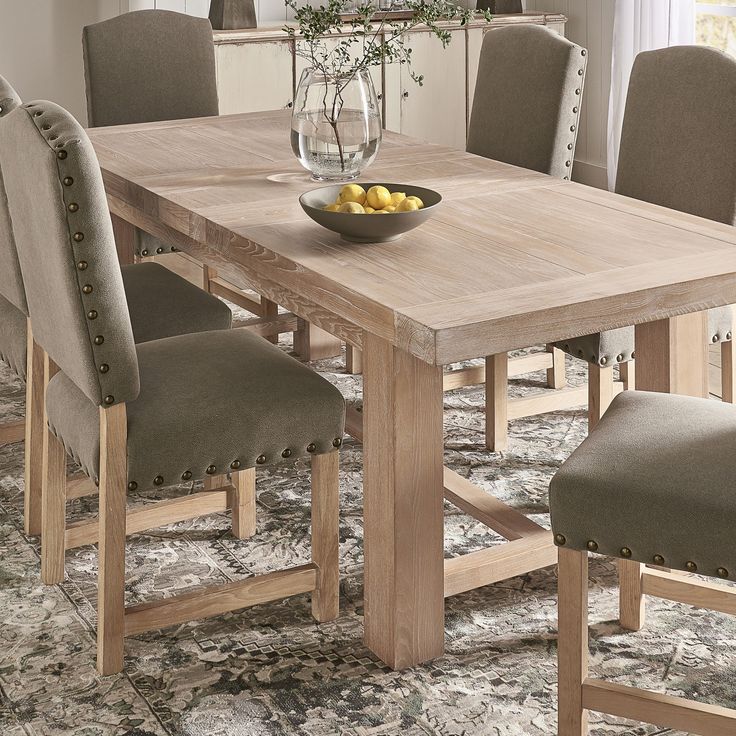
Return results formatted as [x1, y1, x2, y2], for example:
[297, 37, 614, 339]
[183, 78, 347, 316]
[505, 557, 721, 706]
[0, 74, 233, 538]
[1, 100, 345, 675]
[444, 24, 589, 452]
[553, 46, 736, 438]
[82, 9, 293, 347]
[551, 391, 736, 735]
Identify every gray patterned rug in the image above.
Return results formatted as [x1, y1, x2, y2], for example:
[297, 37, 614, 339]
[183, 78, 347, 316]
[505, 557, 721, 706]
[1, 337, 735, 736]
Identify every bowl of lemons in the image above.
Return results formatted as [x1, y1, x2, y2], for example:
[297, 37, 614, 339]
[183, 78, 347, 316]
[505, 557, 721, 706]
[299, 182, 442, 243]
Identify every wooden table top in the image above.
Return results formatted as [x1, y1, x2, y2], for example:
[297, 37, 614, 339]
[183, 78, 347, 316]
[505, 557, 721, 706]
[89, 110, 736, 365]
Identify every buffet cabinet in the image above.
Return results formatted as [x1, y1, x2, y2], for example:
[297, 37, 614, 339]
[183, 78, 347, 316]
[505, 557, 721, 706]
[213, 12, 566, 150]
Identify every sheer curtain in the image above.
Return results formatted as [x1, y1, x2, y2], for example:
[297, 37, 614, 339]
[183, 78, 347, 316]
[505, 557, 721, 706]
[607, 0, 696, 189]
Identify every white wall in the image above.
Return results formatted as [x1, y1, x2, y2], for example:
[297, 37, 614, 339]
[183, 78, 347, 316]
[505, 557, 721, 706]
[126, 0, 288, 24]
[525, 0, 615, 188]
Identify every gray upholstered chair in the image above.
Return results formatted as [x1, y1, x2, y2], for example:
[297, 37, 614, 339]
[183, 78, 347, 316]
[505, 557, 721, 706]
[0, 100, 344, 675]
[446, 24, 588, 451]
[555, 46, 736, 430]
[551, 391, 736, 734]
[82, 9, 290, 346]
[0, 75, 232, 537]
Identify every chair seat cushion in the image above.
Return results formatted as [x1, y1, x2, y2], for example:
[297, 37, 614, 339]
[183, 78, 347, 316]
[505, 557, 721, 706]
[550, 391, 736, 580]
[0, 293, 27, 380]
[556, 327, 635, 365]
[46, 328, 345, 489]
[121, 262, 231, 343]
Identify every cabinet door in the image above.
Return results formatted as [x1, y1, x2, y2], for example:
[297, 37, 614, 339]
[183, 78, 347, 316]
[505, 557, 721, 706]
[216, 41, 295, 114]
[393, 30, 467, 149]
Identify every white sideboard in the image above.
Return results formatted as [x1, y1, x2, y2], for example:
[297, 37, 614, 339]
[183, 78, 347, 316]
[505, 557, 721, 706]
[213, 12, 566, 150]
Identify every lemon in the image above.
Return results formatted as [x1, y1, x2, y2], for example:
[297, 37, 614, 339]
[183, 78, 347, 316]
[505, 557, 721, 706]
[396, 198, 419, 212]
[339, 184, 367, 205]
[371, 209, 389, 214]
[364, 206, 375, 214]
[390, 191, 406, 206]
[339, 201, 365, 214]
[366, 185, 392, 210]
[383, 205, 397, 213]
[405, 195, 424, 209]
[323, 203, 341, 212]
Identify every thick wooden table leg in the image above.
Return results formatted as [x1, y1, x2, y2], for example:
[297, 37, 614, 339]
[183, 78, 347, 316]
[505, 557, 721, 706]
[346, 345, 363, 375]
[97, 403, 128, 676]
[547, 344, 567, 389]
[24, 322, 45, 536]
[619, 314, 710, 630]
[111, 214, 136, 266]
[363, 333, 445, 669]
[293, 318, 342, 361]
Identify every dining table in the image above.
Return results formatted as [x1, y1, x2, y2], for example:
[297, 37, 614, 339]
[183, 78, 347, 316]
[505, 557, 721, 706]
[88, 109, 736, 671]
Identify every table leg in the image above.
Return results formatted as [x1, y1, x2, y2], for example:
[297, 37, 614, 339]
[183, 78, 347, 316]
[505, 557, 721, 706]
[293, 318, 342, 361]
[111, 214, 136, 266]
[362, 333, 445, 669]
[620, 312, 709, 630]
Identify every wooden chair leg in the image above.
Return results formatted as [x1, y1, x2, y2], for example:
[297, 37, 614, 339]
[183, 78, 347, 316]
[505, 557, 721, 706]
[261, 298, 279, 345]
[547, 344, 567, 389]
[486, 353, 509, 452]
[721, 340, 735, 403]
[203, 473, 228, 490]
[24, 322, 45, 536]
[41, 353, 65, 584]
[310, 451, 340, 622]
[587, 363, 615, 432]
[619, 360, 635, 391]
[619, 559, 645, 632]
[231, 468, 256, 539]
[558, 547, 589, 736]
[97, 403, 128, 676]
[346, 345, 363, 375]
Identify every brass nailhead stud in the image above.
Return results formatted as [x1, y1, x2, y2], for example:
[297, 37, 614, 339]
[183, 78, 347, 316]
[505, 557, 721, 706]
[581, 49, 587, 56]
[141, 249, 149, 256]
[34, 110, 43, 117]
[282, 448, 292, 458]
[570, 125, 576, 132]
[99, 364, 109, 374]
[128, 481, 138, 491]
[153, 475, 164, 486]
[575, 88, 581, 95]
[63, 177, 73, 186]
[256, 454, 267, 465]
[728, 332, 733, 340]
[554, 533, 566, 546]
[712, 334, 719, 343]
[307, 443, 316, 453]
[578, 69, 584, 76]
[620, 547, 632, 558]
[717, 567, 729, 579]
[599, 356, 607, 365]
[564, 176, 569, 180]
[206, 465, 217, 475]
[156, 247, 164, 254]
[68, 203, 79, 212]
[230, 460, 241, 470]
[685, 561, 697, 573]
[77, 261, 88, 271]
[104, 395, 114, 404]
[631, 351, 635, 359]
[181, 470, 192, 481]
[87, 310, 98, 320]
[82, 284, 93, 294]
[57, 150, 67, 159]
[50, 135, 58, 141]
[573, 106, 579, 113]
[73, 232, 84, 242]
[94, 335, 104, 345]
[567, 143, 573, 150]
[42, 124, 51, 131]
[616, 354, 624, 362]
[586, 540, 598, 552]
[565, 161, 571, 167]
[653, 554, 665, 565]
[333, 437, 342, 448]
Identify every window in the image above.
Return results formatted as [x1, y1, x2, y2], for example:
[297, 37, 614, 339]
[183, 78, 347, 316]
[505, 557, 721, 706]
[697, 1, 736, 56]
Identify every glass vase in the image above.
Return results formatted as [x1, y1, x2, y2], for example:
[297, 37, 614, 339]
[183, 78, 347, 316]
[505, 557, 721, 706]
[291, 67, 382, 181]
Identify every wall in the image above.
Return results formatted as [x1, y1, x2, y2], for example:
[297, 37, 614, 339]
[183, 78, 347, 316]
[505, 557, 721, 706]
[126, 0, 287, 23]
[525, 0, 614, 188]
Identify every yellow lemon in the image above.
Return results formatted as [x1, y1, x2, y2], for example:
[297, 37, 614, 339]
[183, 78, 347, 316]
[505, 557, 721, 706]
[371, 209, 389, 214]
[383, 205, 397, 213]
[339, 184, 367, 205]
[339, 201, 365, 214]
[390, 191, 406, 206]
[405, 195, 424, 209]
[364, 206, 375, 214]
[396, 198, 420, 212]
[366, 185, 392, 210]
[323, 203, 341, 212]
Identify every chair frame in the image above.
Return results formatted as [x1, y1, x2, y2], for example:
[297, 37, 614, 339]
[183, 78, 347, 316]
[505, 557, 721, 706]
[558, 547, 736, 735]
[37, 344, 339, 675]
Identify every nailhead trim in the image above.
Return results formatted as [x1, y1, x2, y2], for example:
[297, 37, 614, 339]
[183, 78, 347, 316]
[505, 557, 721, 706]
[685, 560, 697, 572]
[99, 364, 109, 374]
[77, 261, 88, 271]
[717, 567, 729, 579]
[620, 547, 632, 558]
[307, 443, 316, 453]
[128, 481, 138, 491]
[153, 475, 164, 486]
[586, 540, 598, 552]
[333, 437, 342, 448]
[181, 470, 192, 481]
[554, 533, 566, 545]
[256, 455, 267, 464]
[653, 554, 665, 565]
[82, 284, 93, 294]
[230, 460, 241, 470]
[87, 310, 98, 320]
[104, 395, 114, 404]
[94, 335, 104, 345]
[206, 465, 217, 475]
[281, 448, 292, 458]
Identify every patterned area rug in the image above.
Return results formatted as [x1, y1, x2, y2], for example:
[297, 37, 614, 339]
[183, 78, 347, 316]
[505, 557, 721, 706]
[1, 338, 735, 736]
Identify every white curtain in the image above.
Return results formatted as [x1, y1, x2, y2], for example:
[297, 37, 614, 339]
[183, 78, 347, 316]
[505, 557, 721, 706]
[607, 0, 696, 189]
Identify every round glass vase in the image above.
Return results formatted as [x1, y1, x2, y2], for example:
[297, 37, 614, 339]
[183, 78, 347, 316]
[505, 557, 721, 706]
[291, 68, 382, 182]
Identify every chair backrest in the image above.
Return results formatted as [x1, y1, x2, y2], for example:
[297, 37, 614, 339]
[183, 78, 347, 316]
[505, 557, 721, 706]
[0, 74, 28, 314]
[83, 9, 219, 128]
[616, 46, 736, 225]
[467, 24, 587, 179]
[0, 101, 139, 407]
